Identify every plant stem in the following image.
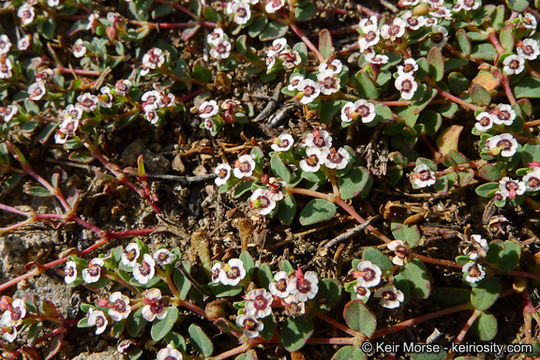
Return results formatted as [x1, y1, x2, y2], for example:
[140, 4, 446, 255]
[314, 311, 361, 337]
[289, 22, 325, 63]
[211, 343, 250, 360]
[57, 67, 102, 77]
[454, 309, 481, 344]
[427, 80, 483, 112]
[154, 0, 197, 19]
[523, 119, 540, 128]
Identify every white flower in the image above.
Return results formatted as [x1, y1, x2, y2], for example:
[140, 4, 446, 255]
[47, 0, 60, 6]
[207, 28, 225, 47]
[231, 1, 251, 24]
[297, 79, 320, 104]
[153, 248, 174, 266]
[211, 263, 223, 283]
[499, 177, 526, 199]
[198, 100, 219, 119]
[323, 147, 350, 170]
[0, 58, 13, 79]
[142, 47, 165, 71]
[341, 99, 376, 124]
[266, 180, 285, 201]
[402, 12, 425, 30]
[64, 261, 78, 284]
[457, 0, 481, 11]
[141, 288, 167, 322]
[492, 104, 516, 126]
[108, 292, 131, 321]
[401, 0, 419, 5]
[465, 235, 489, 260]
[115, 79, 131, 96]
[82, 258, 104, 284]
[397, 58, 418, 77]
[381, 18, 406, 40]
[133, 254, 156, 284]
[317, 70, 340, 95]
[265, 0, 285, 13]
[236, 314, 264, 338]
[430, 25, 448, 48]
[387, 240, 408, 266]
[121, 243, 140, 267]
[214, 163, 232, 186]
[355, 261, 382, 288]
[3, 299, 26, 327]
[0, 312, 17, 342]
[277, 49, 301, 69]
[359, 16, 378, 33]
[475, 112, 496, 132]
[141, 90, 160, 111]
[503, 54, 525, 75]
[287, 269, 319, 302]
[300, 147, 324, 173]
[410, 164, 436, 188]
[244, 288, 274, 318]
[28, 82, 46, 101]
[287, 74, 304, 92]
[303, 129, 332, 149]
[523, 168, 540, 192]
[0, 35, 11, 55]
[271, 133, 294, 152]
[267, 38, 287, 57]
[99, 87, 113, 108]
[158, 92, 175, 108]
[395, 74, 418, 100]
[430, 6, 452, 20]
[87, 309, 108, 335]
[269, 271, 290, 298]
[77, 92, 99, 112]
[144, 109, 160, 125]
[318, 59, 342, 75]
[517, 39, 540, 61]
[18, 4, 35, 26]
[233, 154, 256, 178]
[520, 13, 537, 34]
[485, 133, 518, 157]
[0, 105, 18, 122]
[87, 13, 99, 30]
[17, 34, 31, 51]
[365, 51, 389, 65]
[73, 39, 86, 58]
[64, 104, 84, 121]
[219, 258, 246, 286]
[157, 345, 183, 360]
[462, 262, 486, 283]
[374, 285, 404, 309]
[425, 17, 438, 27]
[249, 189, 276, 215]
[55, 114, 80, 144]
[210, 39, 232, 60]
[358, 29, 380, 52]
[354, 285, 371, 301]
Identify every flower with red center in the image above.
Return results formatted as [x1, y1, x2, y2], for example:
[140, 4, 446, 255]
[318, 59, 343, 75]
[264, 0, 285, 13]
[0, 35, 11, 55]
[157, 345, 183, 360]
[244, 288, 273, 318]
[82, 258, 104, 284]
[133, 254, 156, 284]
[430, 25, 448, 48]
[287, 268, 319, 302]
[517, 39, 540, 61]
[296, 79, 320, 105]
[425, 17, 438, 27]
[249, 189, 276, 215]
[198, 100, 219, 120]
[233, 154, 256, 178]
[358, 29, 380, 52]
[457, 0, 481, 11]
[266, 179, 286, 202]
[73, 39, 86, 58]
[121, 243, 140, 267]
[141, 47, 165, 74]
[381, 18, 406, 40]
[144, 108, 159, 125]
[271, 133, 294, 152]
[303, 129, 332, 149]
[3, 299, 26, 327]
[354, 99, 376, 124]
[219, 258, 246, 286]
[269, 271, 290, 298]
[485, 133, 518, 158]
[395, 74, 418, 100]
[0, 105, 18, 123]
[430, 7, 452, 19]
[503, 54, 525, 75]
[64, 261, 78, 284]
[523, 168, 540, 192]
[323, 147, 350, 170]
[492, 104, 516, 126]
[387, 240, 409, 266]
[462, 262, 486, 283]
[464, 234, 488, 260]
[18, 3, 35, 26]
[64, 104, 83, 121]
[365, 51, 389, 65]
[18, 34, 31, 51]
[354, 261, 382, 288]
[520, 13, 537, 34]
[27, 82, 46, 101]
[115, 79, 131, 96]
[287, 74, 304, 92]
[0, 312, 17, 342]
[474, 112, 496, 132]
[354, 285, 371, 301]
[397, 58, 418, 77]
[317, 69, 340, 95]
[87, 308, 108, 335]
[236, 314, 264, 338]
[278, 49, 302, 69]
[300, 147, 324, 173]
[402, 12, 425, 30]
[207, 28, 225, 47]
[77, 92, 99, 112]
[55, 115, 80, 144]
[214, 163, 232, 186]
[141, 288, 167, 322]
[153, 248, 174, 266]
[108, 292, 131, 321]
[87, 13, 99, 31]
[210, 39, 232, 60]
[410, 164, 436, 188]
[399, 0, 419, 6]
[359, 15, 378, 33]
[498, 177, 526, 199]
[230, 1, 251, 25]
[267, 38, 287, 57]
[141, 90, 160, 112]
[374, 285, 404, 309]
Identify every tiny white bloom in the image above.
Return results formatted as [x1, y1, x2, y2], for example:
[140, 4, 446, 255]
[358, 29, 380, 52]
[0, 34, 11, 55]
[397, 58, 418, 77]
[82, 258, 104, 284]
[141, 288, 168, 322]
[465, 235, 489, 260]
[73, 39, 86, 58]
[121, 243, 140, 267]
[77, 92, 99, 112]
[142, 47, 165, 70]
[402, 12, 425, 30]
[503, 54, 525, 75]
[249, 189, 276, 216]
[520, 13, 537, 34]
[359, 16, 378, 33]
[211, 263, 223, 283]
[4, 299, 26, 326]
[323, 147, 350, 170]
[244, 288, 274, 318]
[271, 133, 294, 152]
[214, 163, 232, 186]
[133, 253, 156, 284]
[523, 168, 540, 192]
[265, 0, 285, 13]
[99, 87, 114, 108]
[18, 4, 35, 26]
[374, 285, 404, 309]
[485, 133, 518, 157]
[199, 100, 219, 119]
[28, 82, 46, 101]
[269, 271, 290, 298]
[300, 147, 324, 173]
[492, 104, 516, 126]
[288, 74, 304, 92]
[219, 258, 246, 286]
[303, 129, 332, 149]
[0, 105, 18, 123]
[210, 39, 232, 60]
[475, 112, 496, 132]
[318, 59, 342, 75]
[430, 25, 448, 48]
[354, 99, 376, 124]
[47, 0, 60, 6]
[499, 177, 526, 199]
[356, 260, 382, 288]
[410, 164, 436, 188]
[462, 262, 486, 283]
[267, 38, 287, 57]
[153, 248, 174, 266]
[365, 51, 389, 65]
[297, 79, 320, 105]
[395, 74, 418, 100]
[381, 18, 406, 40]
[517, 39, 540, 61]
[236, 314, 264, 338]
[108, 292, 131, 321]
[231, 1, 251, 24]
[387, 240, 408, 266]
[207, 28, 225, 47]
[354, 285, 371, 301]
[317, 69, 340, 95]
[64, 261, 78, 284]
[287, 270, 319, 302]
[87, 309, 108, 335]
[233, 154, 256, 178]
[115, 79, 131, 96]
[157, 345, 183, 360]
[17, 34, 31, 51]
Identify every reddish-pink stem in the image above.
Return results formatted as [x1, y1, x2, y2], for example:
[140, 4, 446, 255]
[57, 67, 101, 77]
[429, 81, 483, 112]
[289, 22, 325, 63]
[314, 311, 360, 337]
[454, 309, 481, 344]
[154, 0, 197, 19]
[502, 76, 517, 105]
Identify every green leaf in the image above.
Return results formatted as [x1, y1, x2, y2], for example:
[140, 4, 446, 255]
[471, 311, 498, 341]
[515, 77, 540, 98]
[259, 21, 288, 41]
[522, 143, 540, 164]
[127, 308, 146, 337]
[24, 99, 40, 115]
[448, 72, 470, 94]
[240, 251, 255, 278]
[235, 350, 259, 360]
[173, 262, 192, 300]
[355, 71, 378, 99]
[437, 125, 463, 156]
[505, 0, 529, 12]
[362, 248, 392, 271]
[295, 2, 316, 20]
[281, 260, 295, 273]
[249, 16, 268, 37]
[391, 221, 420, 247]
[188, 324, 214, 357]
[69, 151, 94, 163]
[320, 100, 344, 123]
[151, 307, 179, 341]
[470, 278, 502, 310]
[374, 103, 393, 123]
[164, 332, 187, 351]
[319, 29, 333, 59]
[420, 110, 442, 136]
[281, 317, 314, 352]
[332, 346, 367, 360]
[409, 350, 448, 360]
[210, 283, 243, 297]
[427, 47, 444, 82]
[259, 315, 277, 340]
[478, 164, 504, 181]
[455, 29, 471, 56]
[343, 300, 376, 337]
[486, 240, 521, 272]
[338, 167, 371, 200]
[26, 186, 52, 197]
[490, 5, 506, 31]
[394, 259, 431, 299]
[234, 181, 254, 198]
[299, 199, 337, 225]
[470, 83, 491, 106]
[203, 5, 221, 22]
[499, 24, 514, 52]
[270, 154, 292, 183]
[470, 43, 497, 61]
[258, 263, 274, 289]
[278, 194, 297, 226]
[315, 278, 342, 311]
[193, 59, 212, 83]
[474, 182, 499, 197]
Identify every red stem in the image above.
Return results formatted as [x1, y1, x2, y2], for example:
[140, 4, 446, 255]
[289, 22, 325, 63]
[429, 80, 483, 112]
[57, 67, 101, 77]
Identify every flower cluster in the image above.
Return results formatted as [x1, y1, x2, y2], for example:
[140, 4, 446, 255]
[0, 298, 27, 343]
[266, 38, 301, 73]
[198, 98, 245, 135]
[207, 28, 232, 60]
